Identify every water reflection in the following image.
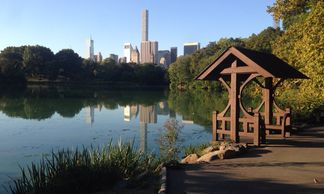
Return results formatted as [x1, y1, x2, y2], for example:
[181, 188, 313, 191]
[0, 86, 233, 192]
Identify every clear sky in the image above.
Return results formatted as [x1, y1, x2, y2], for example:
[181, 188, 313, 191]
[0, 0, 275, 58]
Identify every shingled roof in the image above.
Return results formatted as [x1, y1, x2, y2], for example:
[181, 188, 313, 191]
[195, 46, 308, 80]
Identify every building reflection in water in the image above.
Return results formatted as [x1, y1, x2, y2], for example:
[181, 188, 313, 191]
[85, 101, 180, 152]
[123, 105, 139, 122]
[85, 105, 103, 126]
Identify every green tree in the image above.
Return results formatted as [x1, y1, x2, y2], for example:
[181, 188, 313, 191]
[245, 27, 282, 53]
[269, 0, 324, 114]
[23, 45, 54, 78]
[55, 49, 83, 80]
[0, 46, 26, 83]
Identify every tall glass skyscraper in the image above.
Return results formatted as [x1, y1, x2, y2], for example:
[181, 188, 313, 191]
[85, 37, 94, 61]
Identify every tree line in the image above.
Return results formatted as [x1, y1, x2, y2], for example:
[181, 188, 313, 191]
[0, 46, 167, 85]
[168, 0, 323, 117]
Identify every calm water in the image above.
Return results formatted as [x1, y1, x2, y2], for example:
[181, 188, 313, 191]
[0, 86, 231, 192]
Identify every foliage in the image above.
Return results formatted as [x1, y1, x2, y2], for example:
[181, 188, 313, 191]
[23, 46, 54, 78]
[158, 119, 183, 161]
[8, 141, 160, 194]
[269, 0, 324, 115]
[0, 46, 168, 85]
[183, 143, 210, 157]
[168, 30, 282, 89]
[0, 47, 26, 83]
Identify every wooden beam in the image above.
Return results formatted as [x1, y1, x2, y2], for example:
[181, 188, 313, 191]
[220, 66, 256, 74]
[230, 60, 240, 143]
[230, 47, 274, 78]
[196, 49, 233, 80]
[263, 78, 273, 125]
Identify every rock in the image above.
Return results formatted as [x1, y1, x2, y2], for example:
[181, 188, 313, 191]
[219, 144, 226, 151]
[201, 146, 217, 155]
[225, 144, 240, 152]
[197, 151, 221, 162]
[238, 143, 248, 153]
[217, 149, 237, 160]
[181, 154, 199, 164]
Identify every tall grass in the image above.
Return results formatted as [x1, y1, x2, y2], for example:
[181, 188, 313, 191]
[8, 140, 160, 194]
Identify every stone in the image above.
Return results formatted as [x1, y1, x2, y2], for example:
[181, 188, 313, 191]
[180, 154, 199, 164]
[197, 151, 221, 162]
[217, 149, 237, 160]
[225, 144, 240, 152]
[219, 144, 226, 151]
[201, 146, 217, 155]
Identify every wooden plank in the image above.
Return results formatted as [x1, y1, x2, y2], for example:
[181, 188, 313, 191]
[220, 66, 256, 74]
[212, 111, 217, 141]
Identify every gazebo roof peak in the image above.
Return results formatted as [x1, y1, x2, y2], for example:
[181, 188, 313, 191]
[195, 46, 308, 80]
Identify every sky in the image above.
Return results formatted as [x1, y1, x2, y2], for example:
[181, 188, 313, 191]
[0, 0, 275, 58]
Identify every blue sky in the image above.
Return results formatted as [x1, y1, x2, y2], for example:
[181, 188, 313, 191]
[0, 0, 275, 58]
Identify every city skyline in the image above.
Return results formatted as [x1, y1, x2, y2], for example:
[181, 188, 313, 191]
[0, 0, 275, 57]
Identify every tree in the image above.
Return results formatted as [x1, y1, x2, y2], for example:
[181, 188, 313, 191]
[269, 0, 324, 114]
[23, 45, 54, 78]
[245, 27, 282, 53]
[0, 46, 26, 83]
[55, 49, 83, 80]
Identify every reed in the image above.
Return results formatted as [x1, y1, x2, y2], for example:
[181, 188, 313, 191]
[8, 140, 160, 194]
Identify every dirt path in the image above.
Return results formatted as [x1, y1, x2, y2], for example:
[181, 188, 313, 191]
[167, 126, 324, 194]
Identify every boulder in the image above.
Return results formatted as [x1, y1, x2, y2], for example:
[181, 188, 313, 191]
[217, 149, 237, 160]
[201, 146, 217, 155]
[197, 151, 221, 162]
[180, 154, 199, 164]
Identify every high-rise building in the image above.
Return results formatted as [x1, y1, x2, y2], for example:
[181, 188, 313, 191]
[140, 9, 159, 64]
[142, 9, 148, 41]
[158, 50, 171, 68]
[170, 47, 177, 63]
[141, 41, 158, 64]
[109, 54, 118, 63]
[130, 46, 140, 64]
[184, 42, 200, 56]
[85, 37, 94, 61]
[95, 52, 103, 63]
[123, 43, 133, 63]
[119, 57, 127, 64]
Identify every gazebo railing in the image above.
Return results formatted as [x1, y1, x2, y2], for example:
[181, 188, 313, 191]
[212, 111, 263, 146]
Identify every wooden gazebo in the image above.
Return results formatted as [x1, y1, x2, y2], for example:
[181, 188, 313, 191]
[195, 47, 308, 146]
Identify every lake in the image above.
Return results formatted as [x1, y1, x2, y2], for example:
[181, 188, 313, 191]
[0, 85, 231, 192]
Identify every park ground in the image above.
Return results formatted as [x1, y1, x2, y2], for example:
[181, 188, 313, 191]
[167, 125, 324, 194]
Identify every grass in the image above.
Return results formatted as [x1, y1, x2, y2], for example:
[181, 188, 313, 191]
[7, 140, 161, 194]
[183, 143, 211, 157]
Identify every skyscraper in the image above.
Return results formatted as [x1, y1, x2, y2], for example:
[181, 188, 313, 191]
[124, 43, 133, 63]
[184, 42, 200, 56]
[142, 9, 148, 41]
[141, 41, 158, 64]
[109, 54, 118, 63]
[140, 9, 159, 64]
[95, 52, 102, 63]
[170, 47, 177, 63]
[85, 37, 94, 61]
[130, 46, 140, 64]
[158, 50, 171, 68]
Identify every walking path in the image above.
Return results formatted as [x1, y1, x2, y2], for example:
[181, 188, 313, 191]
[167, 125, 324, 194]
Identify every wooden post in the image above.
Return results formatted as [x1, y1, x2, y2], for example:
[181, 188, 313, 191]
[285, 108, 291, 137]
[253, 111, 260, 146]
[212, 111, 217, 141]
[230, 60, 240, 143]
[263, 78, 273, 125]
